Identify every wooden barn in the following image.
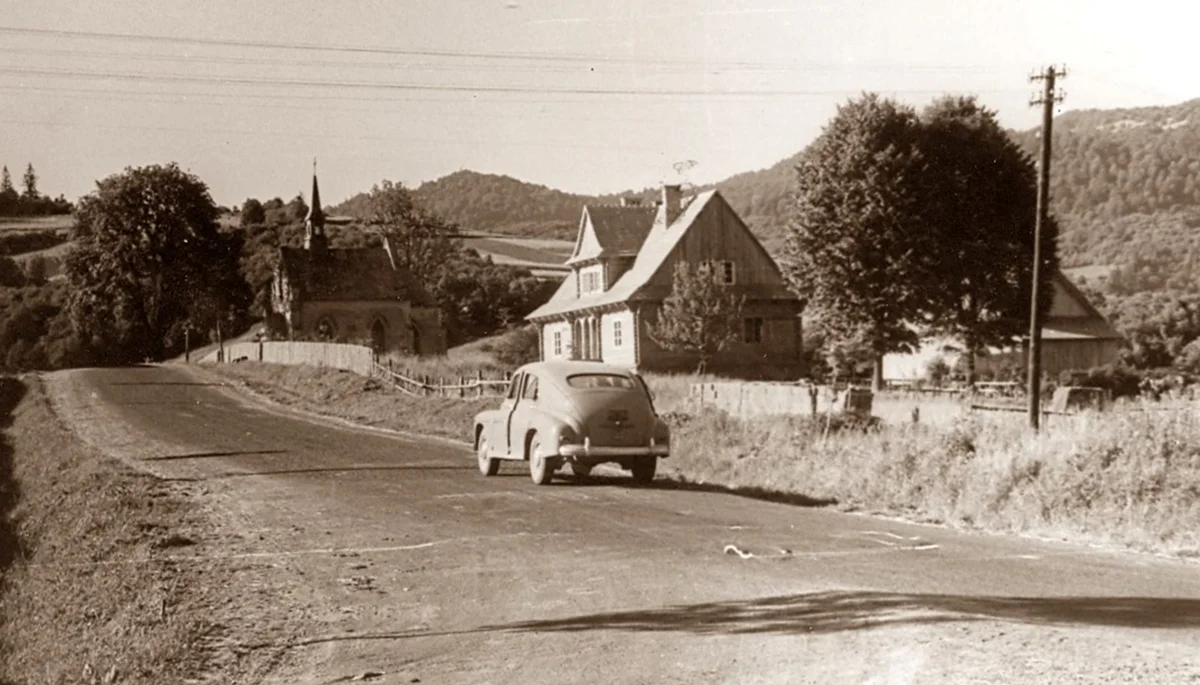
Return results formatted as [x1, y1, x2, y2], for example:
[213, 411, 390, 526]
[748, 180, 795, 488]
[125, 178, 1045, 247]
[525, 185, 804, 379]
[882, 271, 1123, 382]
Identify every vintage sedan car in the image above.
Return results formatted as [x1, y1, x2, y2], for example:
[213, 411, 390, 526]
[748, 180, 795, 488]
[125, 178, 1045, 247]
[473, 360, 670, 485]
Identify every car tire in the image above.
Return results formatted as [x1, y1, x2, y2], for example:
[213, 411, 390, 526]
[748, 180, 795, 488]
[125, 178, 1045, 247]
[528, 435, 556, 486]
[477, 438, 500, 477]
[630, 458, 657, 484]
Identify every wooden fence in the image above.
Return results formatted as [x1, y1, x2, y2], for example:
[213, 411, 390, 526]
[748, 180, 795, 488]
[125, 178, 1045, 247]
[372, 362, 511, 398]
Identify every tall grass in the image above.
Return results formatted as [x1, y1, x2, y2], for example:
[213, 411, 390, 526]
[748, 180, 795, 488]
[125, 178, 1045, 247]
[662, 407, 1200, 555]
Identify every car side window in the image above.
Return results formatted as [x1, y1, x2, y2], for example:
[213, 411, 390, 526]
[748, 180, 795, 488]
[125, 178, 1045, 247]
[521, 374, 539, 401]
[506, 373, 522, 400]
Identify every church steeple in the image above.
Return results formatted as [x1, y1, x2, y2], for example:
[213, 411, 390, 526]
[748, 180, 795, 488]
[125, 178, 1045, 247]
[305, 158, 327, 252]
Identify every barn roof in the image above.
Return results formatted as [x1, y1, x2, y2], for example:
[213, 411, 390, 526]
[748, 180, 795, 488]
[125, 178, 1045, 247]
[277, 246, 431, 304]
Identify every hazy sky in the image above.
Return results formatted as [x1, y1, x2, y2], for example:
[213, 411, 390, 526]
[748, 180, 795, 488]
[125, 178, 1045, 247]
[1, 0, 1196, 208]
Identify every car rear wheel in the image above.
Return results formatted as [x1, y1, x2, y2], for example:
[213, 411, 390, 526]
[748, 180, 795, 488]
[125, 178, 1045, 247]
[630, 458, 657, 484]
[528, 435, 556, 485]
[477, 437, 500, 476]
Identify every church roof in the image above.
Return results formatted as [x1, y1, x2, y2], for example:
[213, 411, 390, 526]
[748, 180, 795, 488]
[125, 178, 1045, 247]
[306, 168, 325, 225]
[277, 246, 431, 305]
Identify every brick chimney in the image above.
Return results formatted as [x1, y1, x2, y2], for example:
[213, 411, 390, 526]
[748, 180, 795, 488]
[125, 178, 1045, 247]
[661, 184, 682, 225]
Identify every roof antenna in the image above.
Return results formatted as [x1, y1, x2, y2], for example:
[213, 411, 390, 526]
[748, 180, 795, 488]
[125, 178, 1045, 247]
[673, 159, 699, 193]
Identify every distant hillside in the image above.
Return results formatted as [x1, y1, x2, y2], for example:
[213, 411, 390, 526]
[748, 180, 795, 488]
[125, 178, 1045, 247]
[358, 98, 1200, 296]
[329, 170, 658, 241]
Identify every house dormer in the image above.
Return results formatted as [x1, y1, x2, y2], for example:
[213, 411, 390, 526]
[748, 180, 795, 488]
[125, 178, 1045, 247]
[566, 196, 655, 297]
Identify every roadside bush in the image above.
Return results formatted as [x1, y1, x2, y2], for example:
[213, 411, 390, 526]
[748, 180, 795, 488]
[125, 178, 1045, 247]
[491, 325, 540, 368]
[1058, 363, 1143, 399]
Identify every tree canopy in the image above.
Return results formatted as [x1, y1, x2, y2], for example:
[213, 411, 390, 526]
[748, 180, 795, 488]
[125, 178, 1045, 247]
[784, 94, 936, 387]
[650, 261, 745, 373]
[65, 163, 250, 363]
[918, 96, 1058, 382]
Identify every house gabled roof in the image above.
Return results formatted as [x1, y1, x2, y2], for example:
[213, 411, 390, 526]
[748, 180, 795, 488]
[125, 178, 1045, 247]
[527, 190, 793, 321]
[566, 205, 656, 263]
[277, 246, 431, 305]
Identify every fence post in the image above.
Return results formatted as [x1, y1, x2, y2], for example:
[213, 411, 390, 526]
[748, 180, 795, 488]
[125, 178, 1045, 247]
[477, 369, 484, 397]
[458, 376, 465, 399]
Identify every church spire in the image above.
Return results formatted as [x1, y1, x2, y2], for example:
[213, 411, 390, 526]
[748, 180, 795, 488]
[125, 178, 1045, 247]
[304, 158, 327, 252]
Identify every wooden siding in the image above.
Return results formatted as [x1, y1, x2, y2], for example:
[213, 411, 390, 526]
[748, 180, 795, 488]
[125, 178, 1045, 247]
[541, 320, 572, 360]
[635, 301, 803, 379]
[885, 337, 1122, 381]
[601, 309, 636, 367]
[642, 198, 787, 297]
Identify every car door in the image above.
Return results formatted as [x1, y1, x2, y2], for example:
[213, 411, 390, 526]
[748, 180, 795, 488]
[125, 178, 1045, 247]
[493, 372, 521, 455]
[506, 372, 540, 456]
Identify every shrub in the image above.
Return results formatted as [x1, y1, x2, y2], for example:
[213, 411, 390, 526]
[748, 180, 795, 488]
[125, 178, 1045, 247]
[1058, 364, 1143, 399]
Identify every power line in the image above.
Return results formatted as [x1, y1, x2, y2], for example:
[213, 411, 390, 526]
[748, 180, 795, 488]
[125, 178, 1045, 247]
[0, 65, 1025, 98]
[0, 116, 704, 153]
[0, 24, 1022, 73]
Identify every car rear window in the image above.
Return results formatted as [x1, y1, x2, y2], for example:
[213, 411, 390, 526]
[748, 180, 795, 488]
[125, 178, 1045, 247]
[566, 374, 636, 389]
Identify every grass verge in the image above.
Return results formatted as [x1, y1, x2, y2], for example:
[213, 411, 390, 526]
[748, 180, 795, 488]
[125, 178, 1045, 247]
[201, 362, 1200, 557]
[0, 374, 287, 684]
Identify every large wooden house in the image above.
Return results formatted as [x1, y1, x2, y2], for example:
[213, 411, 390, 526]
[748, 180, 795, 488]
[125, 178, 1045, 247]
[266, 169, 446, 356]
[525, 185, 804, 378]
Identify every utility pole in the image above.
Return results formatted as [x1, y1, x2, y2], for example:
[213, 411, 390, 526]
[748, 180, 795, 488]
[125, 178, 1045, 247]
[1027, 65, 1067, 430]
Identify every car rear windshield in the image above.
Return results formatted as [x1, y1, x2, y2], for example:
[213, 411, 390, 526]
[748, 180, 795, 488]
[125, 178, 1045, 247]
[566, 374, 636, 389]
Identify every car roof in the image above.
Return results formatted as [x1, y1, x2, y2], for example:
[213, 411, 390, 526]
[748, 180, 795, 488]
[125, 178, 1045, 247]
[517, 360, 637, 380]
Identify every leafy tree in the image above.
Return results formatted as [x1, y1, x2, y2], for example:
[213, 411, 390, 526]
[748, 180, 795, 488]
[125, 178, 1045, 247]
[287, 193, 309, 222]
[360, 180, 460, 288]
[649, 261, 745, 373]
[0, 257, 26, 288]
[240, 198, 266, 226]
[919, 96, 1059, 384]
[21, 164, 37, 199]
[65, 163, 250, 364]
[784, 93, 936, 390]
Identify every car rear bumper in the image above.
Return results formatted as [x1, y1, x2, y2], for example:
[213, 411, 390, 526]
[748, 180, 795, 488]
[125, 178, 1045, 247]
[557, 444, 669, 459]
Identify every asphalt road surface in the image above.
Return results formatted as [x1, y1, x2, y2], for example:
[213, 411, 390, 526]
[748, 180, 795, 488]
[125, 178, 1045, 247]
[49, 365, 1200, 685]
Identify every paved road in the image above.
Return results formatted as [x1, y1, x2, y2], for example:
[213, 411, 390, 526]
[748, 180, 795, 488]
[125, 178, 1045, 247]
[51, 366, 1200, 684]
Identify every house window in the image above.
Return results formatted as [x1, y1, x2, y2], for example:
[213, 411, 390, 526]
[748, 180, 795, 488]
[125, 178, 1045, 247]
[613, 321, 623, 347]
[719, 261, 736, 285]
[581, 271, 601, 294]
[553, 331, 563, 357]
[702, 260, 736, 285]
[743, 317, 763, 344]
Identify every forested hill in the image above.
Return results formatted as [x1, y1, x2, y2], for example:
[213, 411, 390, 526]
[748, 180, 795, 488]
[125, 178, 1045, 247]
[329, 170, 657, 239]
[330, 97, 1200, 284]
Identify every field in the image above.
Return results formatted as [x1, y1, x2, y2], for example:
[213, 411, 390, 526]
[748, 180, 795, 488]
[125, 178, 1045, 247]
[0, 215, 74, 233]
[460, 233, 573, 269]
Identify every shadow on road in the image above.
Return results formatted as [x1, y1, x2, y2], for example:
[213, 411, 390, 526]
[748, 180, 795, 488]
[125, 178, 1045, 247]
[164, 464, 473, 481]
[143, 449, 289, 461]
[559, 473, 838, 508]
[108, 381, 227, 387]
[0, 376, 28, 574]
[488, 590, 1200, 635]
